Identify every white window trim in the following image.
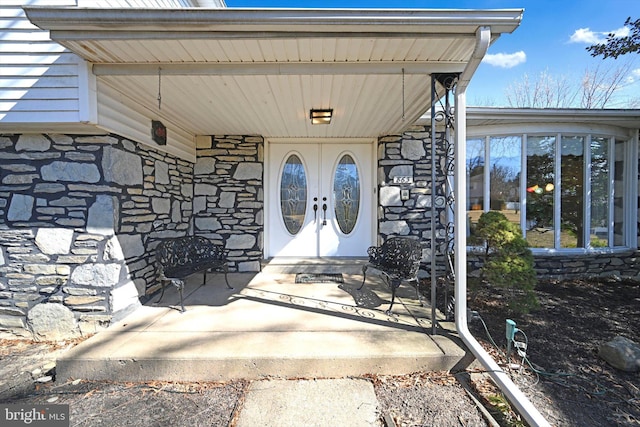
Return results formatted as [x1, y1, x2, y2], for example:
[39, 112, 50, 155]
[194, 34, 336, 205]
[624, 132, 639, 247]
[467, 130, 638, 254]
[584, 134, 592, 248]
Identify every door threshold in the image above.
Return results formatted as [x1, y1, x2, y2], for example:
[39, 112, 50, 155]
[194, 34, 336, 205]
[261, 257, 367, 274]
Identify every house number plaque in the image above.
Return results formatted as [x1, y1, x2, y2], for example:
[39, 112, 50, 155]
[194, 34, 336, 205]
[392, 176, 413, 184]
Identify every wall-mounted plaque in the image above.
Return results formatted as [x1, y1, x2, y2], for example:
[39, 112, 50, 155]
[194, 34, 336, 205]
[151, 120, 167, 145]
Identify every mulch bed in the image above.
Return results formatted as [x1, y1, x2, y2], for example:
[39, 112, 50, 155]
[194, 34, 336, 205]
[467, 277, 640, 426]
[3, 379, 248, 427]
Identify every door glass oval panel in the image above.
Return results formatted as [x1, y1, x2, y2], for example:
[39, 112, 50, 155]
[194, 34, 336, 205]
[280, 154, 307, 235]
[333, 154, 360, 234]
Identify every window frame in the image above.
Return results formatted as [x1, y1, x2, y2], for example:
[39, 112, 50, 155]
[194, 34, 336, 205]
[465, 130, 637, 254]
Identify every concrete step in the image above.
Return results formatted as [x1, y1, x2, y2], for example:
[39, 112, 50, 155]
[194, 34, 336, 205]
[55, 272, 466, 383]
[56, 330, 464, 382]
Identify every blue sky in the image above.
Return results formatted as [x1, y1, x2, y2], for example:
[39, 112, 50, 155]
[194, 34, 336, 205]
[225, 0, 640, 108]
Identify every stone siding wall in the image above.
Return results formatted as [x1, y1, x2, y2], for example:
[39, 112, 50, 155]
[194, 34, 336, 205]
[468, 250, 640, 281]
[384, 127, 640, 283]
[377, 126, 449, 276]
[194, 136, 263, 272]
[0, 133, 193, 339]
[1, 129, 636, 339]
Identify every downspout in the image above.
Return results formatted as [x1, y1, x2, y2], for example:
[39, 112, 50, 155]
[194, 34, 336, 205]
[454, 26, 550, 427]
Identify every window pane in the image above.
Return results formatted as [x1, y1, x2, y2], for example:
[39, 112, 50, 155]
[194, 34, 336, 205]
[526, 136, 555, 248]
[490, 136, 521, 228]
[614, 140, 626, 246]
[560, 136, 585, 248]
[333, 154, 360, 235]
[466, 138, 484, 231]
[280, 154, 307, 235]
[590, 137, 609, 247]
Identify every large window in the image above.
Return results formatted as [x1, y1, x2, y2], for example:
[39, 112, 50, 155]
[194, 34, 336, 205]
[614, 140, 627, 246]
[590, 137, 610, 247]
[466, 138, 485, 226]
[560, 136, 585, 248]
[467, 136, 521, 230]
[467, 133, 631, 251]
[526, 136, 555, 248]
[490, 136, 522, 228]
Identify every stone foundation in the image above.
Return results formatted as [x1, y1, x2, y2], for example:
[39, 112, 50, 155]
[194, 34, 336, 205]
[468, 250, 640, 281]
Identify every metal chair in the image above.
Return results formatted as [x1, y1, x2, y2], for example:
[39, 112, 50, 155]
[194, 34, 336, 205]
[358, 236, 423, 314]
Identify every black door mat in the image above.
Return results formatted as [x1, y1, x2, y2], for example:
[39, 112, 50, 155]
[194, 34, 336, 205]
[295, 273, 344, 284]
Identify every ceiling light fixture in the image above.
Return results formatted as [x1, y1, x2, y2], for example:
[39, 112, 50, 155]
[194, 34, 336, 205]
[310, 109, 333, 125]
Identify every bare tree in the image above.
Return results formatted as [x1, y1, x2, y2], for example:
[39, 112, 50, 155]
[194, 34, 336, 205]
[505, 61, 636, 108]
[505, 69, 577, 108]
[580, 61, 634, 108]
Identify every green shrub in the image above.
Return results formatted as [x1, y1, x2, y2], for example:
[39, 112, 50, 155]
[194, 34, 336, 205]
[471, 211, 538, 314]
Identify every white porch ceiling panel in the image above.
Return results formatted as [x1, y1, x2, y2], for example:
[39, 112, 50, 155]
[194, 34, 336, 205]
[24, 7, 523, 139]
[98, 73, 431, 137]
[59, 37, 476, 64]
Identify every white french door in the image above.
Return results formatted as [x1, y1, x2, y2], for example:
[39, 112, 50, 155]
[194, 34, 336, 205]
[267, 141, 374, 257]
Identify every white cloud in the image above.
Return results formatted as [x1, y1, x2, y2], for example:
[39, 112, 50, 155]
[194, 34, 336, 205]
[628, 68, 640, 84]
[569, 26, 630, 44]
[482, 51, 526, 68]
[612, 26, 631, 38]
[570, 28, 602, 44]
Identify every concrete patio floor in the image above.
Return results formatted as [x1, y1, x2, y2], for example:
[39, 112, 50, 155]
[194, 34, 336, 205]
[56, 271, 468, 382]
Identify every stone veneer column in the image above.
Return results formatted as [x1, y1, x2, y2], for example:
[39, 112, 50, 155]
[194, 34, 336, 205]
[194, 135, 263, 272]
[0, 133, 193, 339]
[377, 126, 449, 276]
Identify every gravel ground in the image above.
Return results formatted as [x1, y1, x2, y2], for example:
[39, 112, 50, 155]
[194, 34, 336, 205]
[0, 372, 492, 427]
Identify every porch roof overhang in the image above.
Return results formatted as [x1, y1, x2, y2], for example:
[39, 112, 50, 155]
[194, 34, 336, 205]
[466, 107, 640, 129]
[462, 107, 640, 138]
[24, 7, 522, 139]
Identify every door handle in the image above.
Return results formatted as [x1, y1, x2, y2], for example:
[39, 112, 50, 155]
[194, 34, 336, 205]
[313, 197, 318, 222]
[322, 197, 327, 226]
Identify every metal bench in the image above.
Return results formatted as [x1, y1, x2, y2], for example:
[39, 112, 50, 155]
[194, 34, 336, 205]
[358, 236, 423, 314]
[155, 236, 232, 312]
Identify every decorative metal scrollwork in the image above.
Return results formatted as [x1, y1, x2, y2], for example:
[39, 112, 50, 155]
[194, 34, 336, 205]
[430, 73, 459, 325]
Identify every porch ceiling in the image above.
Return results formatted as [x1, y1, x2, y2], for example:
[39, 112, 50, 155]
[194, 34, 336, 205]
[24, 7, 523, 139]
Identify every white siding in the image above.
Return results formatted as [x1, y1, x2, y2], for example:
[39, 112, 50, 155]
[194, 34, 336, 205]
[1, 0, 197, 162]
[98, 81, 196, 162]
[0, 0, 215, 126]
[0, 0, 87, 124]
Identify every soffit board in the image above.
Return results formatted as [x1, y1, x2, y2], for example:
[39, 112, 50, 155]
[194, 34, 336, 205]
[24, 7, 522, 138]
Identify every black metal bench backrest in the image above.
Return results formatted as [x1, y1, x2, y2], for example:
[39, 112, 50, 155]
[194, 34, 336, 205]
[156, 236, 224, 269]
[376, 237, 422, 279]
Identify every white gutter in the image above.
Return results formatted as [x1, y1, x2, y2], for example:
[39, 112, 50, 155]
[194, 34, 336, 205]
[23, 7, 523, 35]
[454, 27, 551, 427]
[467, 106, 640, 124]
[193, 0, 226, 7]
